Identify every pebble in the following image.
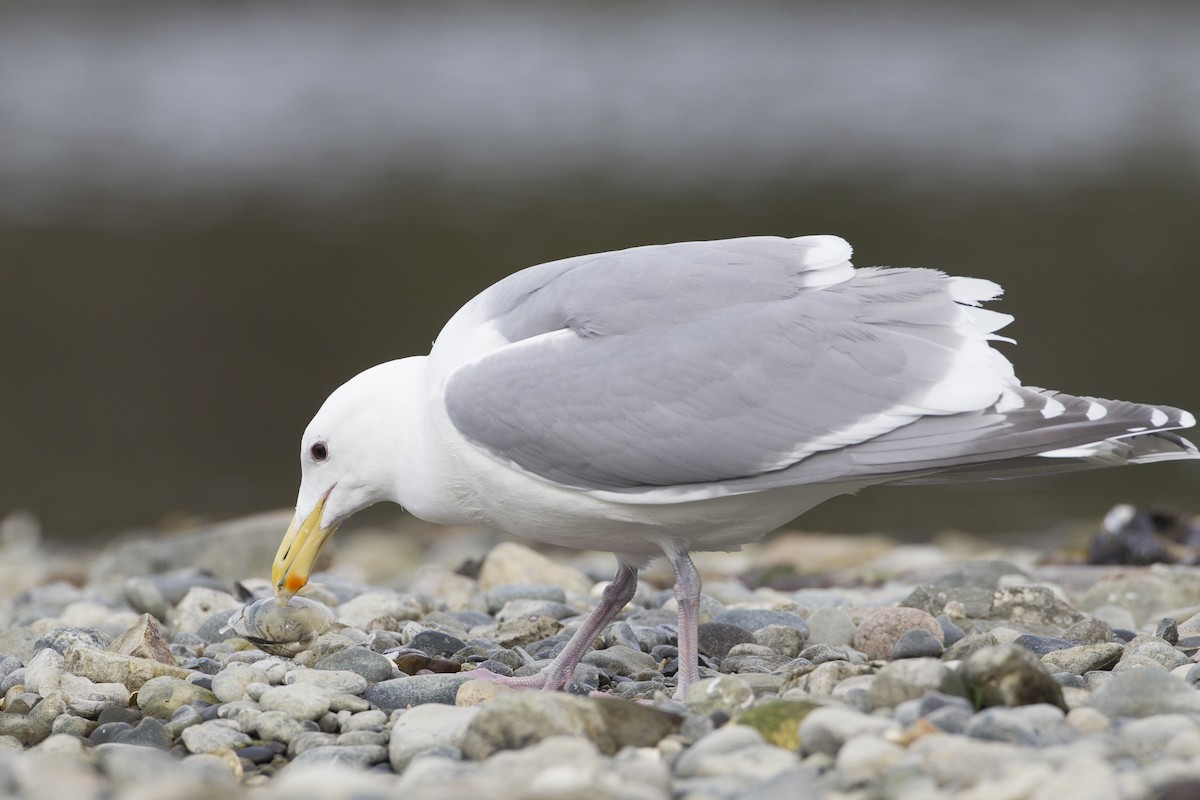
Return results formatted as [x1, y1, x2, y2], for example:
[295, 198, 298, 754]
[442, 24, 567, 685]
[852, 607, 943, 660]
[5, 521, 1200, 798]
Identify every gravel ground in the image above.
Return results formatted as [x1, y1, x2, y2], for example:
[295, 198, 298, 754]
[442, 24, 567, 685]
[3, 510, 1200, 799]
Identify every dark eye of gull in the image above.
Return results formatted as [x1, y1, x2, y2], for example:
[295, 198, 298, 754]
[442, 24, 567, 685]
[310, 442, 328, 462]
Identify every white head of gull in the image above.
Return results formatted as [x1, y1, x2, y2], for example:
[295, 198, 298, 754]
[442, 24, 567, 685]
[272, 234, 1197, 698]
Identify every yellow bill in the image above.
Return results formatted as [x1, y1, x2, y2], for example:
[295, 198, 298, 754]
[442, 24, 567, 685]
[272, 489, 339, 604]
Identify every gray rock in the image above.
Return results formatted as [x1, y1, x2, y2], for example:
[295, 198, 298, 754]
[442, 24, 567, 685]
[674, 725, 798, 780]
[389, 704, 479, 771]
[1012, 634, 1074, 656]
[868, 658, 965, 710]
[344, 709, 389, 731]
[162, 704, 204, 738]
[853, 607, 944, 661]
[753, 624, 807, 658]
[1078, 574, 1195, 627]
[259, 683, 332, 721]
[112, 717, 173, 750]
[965, 706, 1040, 745]
[484, 583, 567, 614]
[989, 585, 1085, 631]
[582, 644, 660, 676]
[933, 560, 1030, 590]
[314, 647, 397, 682]
[1040, 643, 1124, 675]
[210, 662, 257, 703]
[337, 590, 425, 629]
[289, 744, 389, 767]
[1156, 617, 1180, 645]
[1114, 637, 1188, 672]
[172, 587, 243, 635]
[696, 622, 755, 660]
[714, 609, 808, 636]
[798, 706, 892, 756]
[286, 667, 369, 696]
[683, 674, 756, 716]
[180, 720, 252, 754]
[798, 643, 867, 665]
[891, 629, 944, 659]
[477, 542, 594, 596]
[943, 631, 1001, 661]
[801, 609, 859, 647]
[107, 613, 176, 665]
[1061, 617, 1114, 645]
[1088, 668, 1200, 718]
[363, 674, 474, 712]
[59, 672, 131, 718]
[32, 626, 112, 656]
[409, 630, 469, 659]
[92, 742, 181, 788]
[936, 615, 966, 648]
[255, 710, 308, 744]
[958, 644, 1066, 710]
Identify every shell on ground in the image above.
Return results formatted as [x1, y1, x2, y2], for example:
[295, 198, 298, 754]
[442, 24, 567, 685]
[223, 596, 334, 656]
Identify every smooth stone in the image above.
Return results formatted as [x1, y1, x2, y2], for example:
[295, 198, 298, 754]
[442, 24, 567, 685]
[1061, 617, 1115, 645]
[92, 742, 181, 788]
[936, 615, 966, 648]
[957, 644, 1067, 710]
[1088, 668, 1200, 718]
[799, 706, 892, 756]
[285, 668, 369, 696]
[484, 583, 567, 614]
[112, 717, 173, 750]
[894, 692, 974, 727]
[255, 710, 308, 744]
[683, 675, 756, 716]
[798, 643, 867, 665]
[891, 629, 944, 659]
[868, 658, 965, 710]
[674, 725, 798, 780]
[1114, 638, 1188, 672]
[1081, 574, 1200, 626]
[752, 624, 806, 658]
[289, 744, 389, 767]
[582, 644, 659, 675]
[210, 663, 257, 703]
[837, 734, 905, 789]
[23, 647, 63, 694]
[460, 692, 680, 758]
[259, 683, 332, 721]
[162, 704, 204, 738]
[389, 703, 480, 771]
[172, 587, 244, 635]
[965, 703, 1075, 746]
[336, 591, 425, 630]
[1040, 642, 1124, 675]
[409, 630, 469, 659]
[363, 674, 475, 712]
[853, 607, 943, 661]
[1013, 634, 1074, 656]
[804, 607, 857, 647]
[477, 542, 593, 596]
[695, 622, 755, 660]
[944, 631, 1001, 661]
[344, 709, 389, 732]
[136, 676, 218, 718]
[314, 646, 397, 683]
[713, 609, 808, 636]
[181, 720, 252, 754]
[51, 714, 95, 738]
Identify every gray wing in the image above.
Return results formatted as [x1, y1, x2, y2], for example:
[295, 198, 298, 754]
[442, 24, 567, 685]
[442, 235, 1016, 491]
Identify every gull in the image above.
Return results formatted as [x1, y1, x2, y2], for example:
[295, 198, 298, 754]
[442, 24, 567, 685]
[271, 234, 1197, 697]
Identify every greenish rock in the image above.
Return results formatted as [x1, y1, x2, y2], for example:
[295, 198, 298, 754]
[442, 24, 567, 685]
[957, 644, 1067, 711]
[460, 692, 680, 759]
[901, 585, 995, 619]
[733, 700, 819, 750]
[136, 676, 218, 718]
[1040, 643, 1124, 675]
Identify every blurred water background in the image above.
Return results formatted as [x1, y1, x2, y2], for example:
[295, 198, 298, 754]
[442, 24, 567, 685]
[2, 1, 1198, 545]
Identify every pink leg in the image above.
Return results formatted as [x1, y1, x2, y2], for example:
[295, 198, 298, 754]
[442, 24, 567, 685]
[464, 560, 639, 691]
[665, 543, 702, 699]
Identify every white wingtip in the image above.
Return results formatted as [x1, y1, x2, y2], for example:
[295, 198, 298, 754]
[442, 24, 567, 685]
[790, 235, 853, 271]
